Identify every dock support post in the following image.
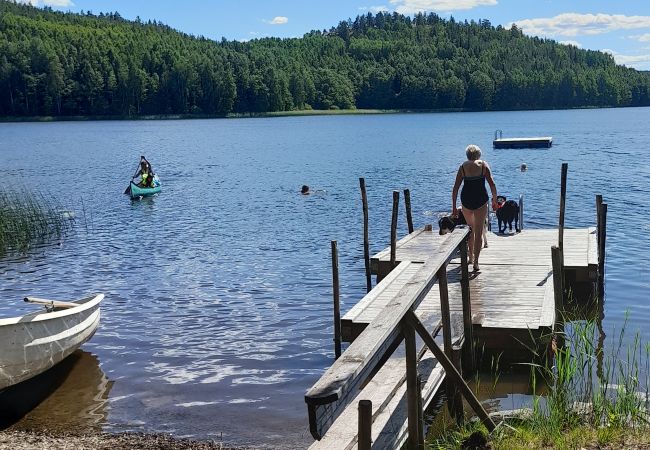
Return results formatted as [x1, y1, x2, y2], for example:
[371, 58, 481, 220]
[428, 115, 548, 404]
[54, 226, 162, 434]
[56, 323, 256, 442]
[358, 400, 372, 450]
[404, 310, 496, 432]
[404, 323, 421, 450]
[360, 178, 372, 293]
[598, 203, 607, 296]
[558, 163, 568, 251]
[331, 240, 342, 359]
[438, 264, 463, 425]
[404, 189, 414, 234]
[390, 190, 399, 268]
[552, 245, 565, 349]
[459, 232, 475, 373]
[596, 194, 603, 248]
[417, 374, 425, 449]
[519, 193, 524, 231]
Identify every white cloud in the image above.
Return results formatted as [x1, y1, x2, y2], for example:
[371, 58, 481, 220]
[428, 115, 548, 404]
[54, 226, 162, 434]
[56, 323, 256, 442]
[359, 5, 390, 13]
[264, 16, 288, 25]
[389, 0, 497, 14]
[602, 48, 650, 69]
[559, 40, 582, 48]
[635, 33, 650, 42]
[17, 0, 74, 6]
[512, 13, 650, 38]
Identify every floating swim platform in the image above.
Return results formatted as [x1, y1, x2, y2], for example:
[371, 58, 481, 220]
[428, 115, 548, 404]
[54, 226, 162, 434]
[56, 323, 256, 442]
[493, 129, 552, 148]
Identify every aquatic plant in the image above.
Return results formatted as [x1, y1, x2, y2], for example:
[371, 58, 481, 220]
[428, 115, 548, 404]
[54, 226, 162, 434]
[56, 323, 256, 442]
[428, 303, 650, 449]
[0, 190, 74, 255]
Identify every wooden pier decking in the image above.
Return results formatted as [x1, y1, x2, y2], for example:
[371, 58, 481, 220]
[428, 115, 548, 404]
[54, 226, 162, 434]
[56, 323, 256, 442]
[305, 167, 607, 450]
[349, 226, 597, 353]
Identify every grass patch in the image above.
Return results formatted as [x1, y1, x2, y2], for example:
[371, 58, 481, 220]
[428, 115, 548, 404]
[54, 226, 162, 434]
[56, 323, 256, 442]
[0, 190, 74, 255]
[428, 308, 650, 449]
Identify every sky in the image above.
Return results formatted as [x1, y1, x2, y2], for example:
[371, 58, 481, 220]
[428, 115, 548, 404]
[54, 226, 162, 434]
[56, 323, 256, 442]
[20, 0, 650, 70]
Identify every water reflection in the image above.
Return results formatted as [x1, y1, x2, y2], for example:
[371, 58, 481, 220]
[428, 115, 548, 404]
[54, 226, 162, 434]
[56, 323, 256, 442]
[0, 350, 112, 432]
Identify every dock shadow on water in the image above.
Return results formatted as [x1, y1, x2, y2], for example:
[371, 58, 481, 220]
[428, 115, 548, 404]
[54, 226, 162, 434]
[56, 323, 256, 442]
[0, 350, 112, 432]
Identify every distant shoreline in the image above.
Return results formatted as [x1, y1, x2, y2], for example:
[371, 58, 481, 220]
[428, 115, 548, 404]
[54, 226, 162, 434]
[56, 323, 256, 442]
[0, 105, 627, 123]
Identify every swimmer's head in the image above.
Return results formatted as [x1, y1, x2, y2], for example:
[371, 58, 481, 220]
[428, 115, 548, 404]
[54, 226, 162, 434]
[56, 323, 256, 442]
[301, 185, 310, 194]
[520, 163, 528, 172]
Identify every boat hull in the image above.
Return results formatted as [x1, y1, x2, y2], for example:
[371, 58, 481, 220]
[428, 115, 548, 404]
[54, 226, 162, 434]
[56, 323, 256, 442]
[130, 181, 161, 198]
[0, 294, 103, 390]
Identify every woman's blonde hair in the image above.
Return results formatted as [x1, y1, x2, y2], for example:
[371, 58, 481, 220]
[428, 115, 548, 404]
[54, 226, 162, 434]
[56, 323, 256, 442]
[465, 144, 482, 161]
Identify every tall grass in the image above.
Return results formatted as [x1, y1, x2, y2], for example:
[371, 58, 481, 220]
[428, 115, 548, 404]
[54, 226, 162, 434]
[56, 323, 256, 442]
[0, 190, 73, 255]
[428, 303, 650, 449]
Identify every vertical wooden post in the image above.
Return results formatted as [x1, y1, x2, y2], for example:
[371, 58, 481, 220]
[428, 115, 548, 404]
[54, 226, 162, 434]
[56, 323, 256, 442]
[598, 203, 607, 295]
[519, 193, 524, 231]
[358, 400, 372, 450]
[558, 163, 568, 251]
[360, 178, 372, 293]
[596, 194, 603, 248]
[390, 190, 399, 268]
[438, 264, 463, 424]
[459, 232, 475, 373]
[416, 374, 425, 449]
[551, 245, 564, 319]
[404, 323, 420, 450]
[331, 240, 342, 359]
[404, 189, 414, 234]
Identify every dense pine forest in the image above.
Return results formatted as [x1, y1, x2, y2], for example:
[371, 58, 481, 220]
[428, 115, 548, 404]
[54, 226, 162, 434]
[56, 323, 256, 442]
[2, 0, 650, 118]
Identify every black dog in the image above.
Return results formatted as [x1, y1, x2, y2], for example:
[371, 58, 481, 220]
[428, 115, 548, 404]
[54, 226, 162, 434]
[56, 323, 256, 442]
[438, 209, 488, 247]
[495, 195, 520, 233]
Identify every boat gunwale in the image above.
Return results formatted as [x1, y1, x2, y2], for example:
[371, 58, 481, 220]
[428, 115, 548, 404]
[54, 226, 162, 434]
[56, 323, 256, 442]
[0, 294, 104, 326]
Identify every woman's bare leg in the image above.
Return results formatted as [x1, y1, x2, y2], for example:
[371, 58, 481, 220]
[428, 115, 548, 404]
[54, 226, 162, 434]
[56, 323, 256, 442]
[462, 207, 476, 264]
[472, 203, 489, 269]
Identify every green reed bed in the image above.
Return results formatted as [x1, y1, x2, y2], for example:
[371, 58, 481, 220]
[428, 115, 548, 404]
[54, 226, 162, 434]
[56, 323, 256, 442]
[428, 313, 650, 449]
[0, 190, 73, 254]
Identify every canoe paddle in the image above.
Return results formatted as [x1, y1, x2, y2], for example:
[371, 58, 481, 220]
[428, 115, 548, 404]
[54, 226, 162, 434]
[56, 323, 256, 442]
[123, 163, 141, 195]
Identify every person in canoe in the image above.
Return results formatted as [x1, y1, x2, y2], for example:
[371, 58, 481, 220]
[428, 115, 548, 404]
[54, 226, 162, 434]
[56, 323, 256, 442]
[135, 156, 155, 188]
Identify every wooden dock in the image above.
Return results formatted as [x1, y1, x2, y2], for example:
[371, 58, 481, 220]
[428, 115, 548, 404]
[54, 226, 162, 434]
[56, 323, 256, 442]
[304, 166, 607, 450]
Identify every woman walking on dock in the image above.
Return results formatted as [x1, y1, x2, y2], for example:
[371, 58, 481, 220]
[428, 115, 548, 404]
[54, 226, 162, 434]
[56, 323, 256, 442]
[452, 144, 498, 271]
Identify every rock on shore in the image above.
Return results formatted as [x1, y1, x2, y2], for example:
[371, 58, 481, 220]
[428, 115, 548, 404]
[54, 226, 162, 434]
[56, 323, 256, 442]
[0, 431, 246, 450]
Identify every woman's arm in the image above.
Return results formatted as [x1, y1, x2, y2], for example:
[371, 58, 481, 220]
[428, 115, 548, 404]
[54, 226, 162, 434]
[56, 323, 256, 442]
[484, 162, 498, 210]
[452, 166, 462, 216]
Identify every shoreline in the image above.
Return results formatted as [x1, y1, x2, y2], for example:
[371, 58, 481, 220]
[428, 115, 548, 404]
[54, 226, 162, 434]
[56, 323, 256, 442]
[0, 430, 247, 450]
[0, 104, 628, 123]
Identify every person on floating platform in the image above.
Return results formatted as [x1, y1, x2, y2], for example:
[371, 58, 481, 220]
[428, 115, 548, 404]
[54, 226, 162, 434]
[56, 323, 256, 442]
[451, 144, 498, 272]
[134, 156, 155, 188]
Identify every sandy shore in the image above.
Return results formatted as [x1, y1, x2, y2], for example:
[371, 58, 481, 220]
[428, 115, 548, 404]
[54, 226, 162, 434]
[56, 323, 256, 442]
[0, 431, 249, 450]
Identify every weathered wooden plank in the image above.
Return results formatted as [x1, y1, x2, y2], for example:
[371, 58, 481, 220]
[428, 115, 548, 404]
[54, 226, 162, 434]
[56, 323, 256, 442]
[305, 227, 469, 440]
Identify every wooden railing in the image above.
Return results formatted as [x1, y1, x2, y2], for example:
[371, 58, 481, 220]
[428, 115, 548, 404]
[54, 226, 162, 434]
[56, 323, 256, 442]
[305, 226, 494, 448]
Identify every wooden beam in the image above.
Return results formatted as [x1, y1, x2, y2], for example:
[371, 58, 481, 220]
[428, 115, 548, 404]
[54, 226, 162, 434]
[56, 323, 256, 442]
[403, 310, 496, 432]
[458, 232, 475, 372]
[598, 203, 607, 295]
[551, 245, 564, 317]
[391, 190, 400, 268]
[331, 240, 342, 360]
[404, 189, 414, 234]
[559, 163, 568, 251]
[360, 178, 372, 293]
[24, 297, 80, 309]
[358, 400, 372, 450]
[404, 323, 420, 450]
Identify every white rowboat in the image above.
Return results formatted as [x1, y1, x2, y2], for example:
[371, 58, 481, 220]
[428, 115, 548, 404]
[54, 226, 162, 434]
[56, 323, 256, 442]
[0, 294, 104, 390]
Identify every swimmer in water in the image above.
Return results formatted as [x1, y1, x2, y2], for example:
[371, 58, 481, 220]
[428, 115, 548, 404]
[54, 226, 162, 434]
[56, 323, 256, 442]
[520, 163, 528, 172]
[301, 185, 310, 195]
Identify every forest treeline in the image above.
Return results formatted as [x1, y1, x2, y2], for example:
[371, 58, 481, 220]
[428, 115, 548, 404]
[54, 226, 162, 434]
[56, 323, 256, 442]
[2, 0, 650, 117]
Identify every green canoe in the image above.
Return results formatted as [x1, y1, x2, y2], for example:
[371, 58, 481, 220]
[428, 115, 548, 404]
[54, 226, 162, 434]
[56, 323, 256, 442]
[129, 180, 161, 198]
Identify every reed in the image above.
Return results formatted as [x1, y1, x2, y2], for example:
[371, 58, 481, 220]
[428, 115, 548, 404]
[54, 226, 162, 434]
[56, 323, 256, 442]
[0, 190, 73, 254]
[428, 305, 650, 449]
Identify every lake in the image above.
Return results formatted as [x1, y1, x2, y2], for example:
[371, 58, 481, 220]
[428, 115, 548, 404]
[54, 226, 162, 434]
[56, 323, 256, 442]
[0, 108, 649, 448]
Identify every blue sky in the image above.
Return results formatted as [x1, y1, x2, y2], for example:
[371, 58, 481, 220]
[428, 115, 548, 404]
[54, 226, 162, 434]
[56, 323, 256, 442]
[22, 0, 650, 70]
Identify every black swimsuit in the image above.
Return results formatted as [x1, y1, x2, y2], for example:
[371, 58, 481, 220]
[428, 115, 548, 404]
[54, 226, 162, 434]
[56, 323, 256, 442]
[460, 164, 489, 210]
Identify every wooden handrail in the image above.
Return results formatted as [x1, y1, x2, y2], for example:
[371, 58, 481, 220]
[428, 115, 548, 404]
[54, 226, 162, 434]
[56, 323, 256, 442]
[305, 226, 470, 440]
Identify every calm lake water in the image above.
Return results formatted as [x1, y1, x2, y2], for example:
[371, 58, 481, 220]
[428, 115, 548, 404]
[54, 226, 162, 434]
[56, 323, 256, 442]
[0, 108, 649, 448]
